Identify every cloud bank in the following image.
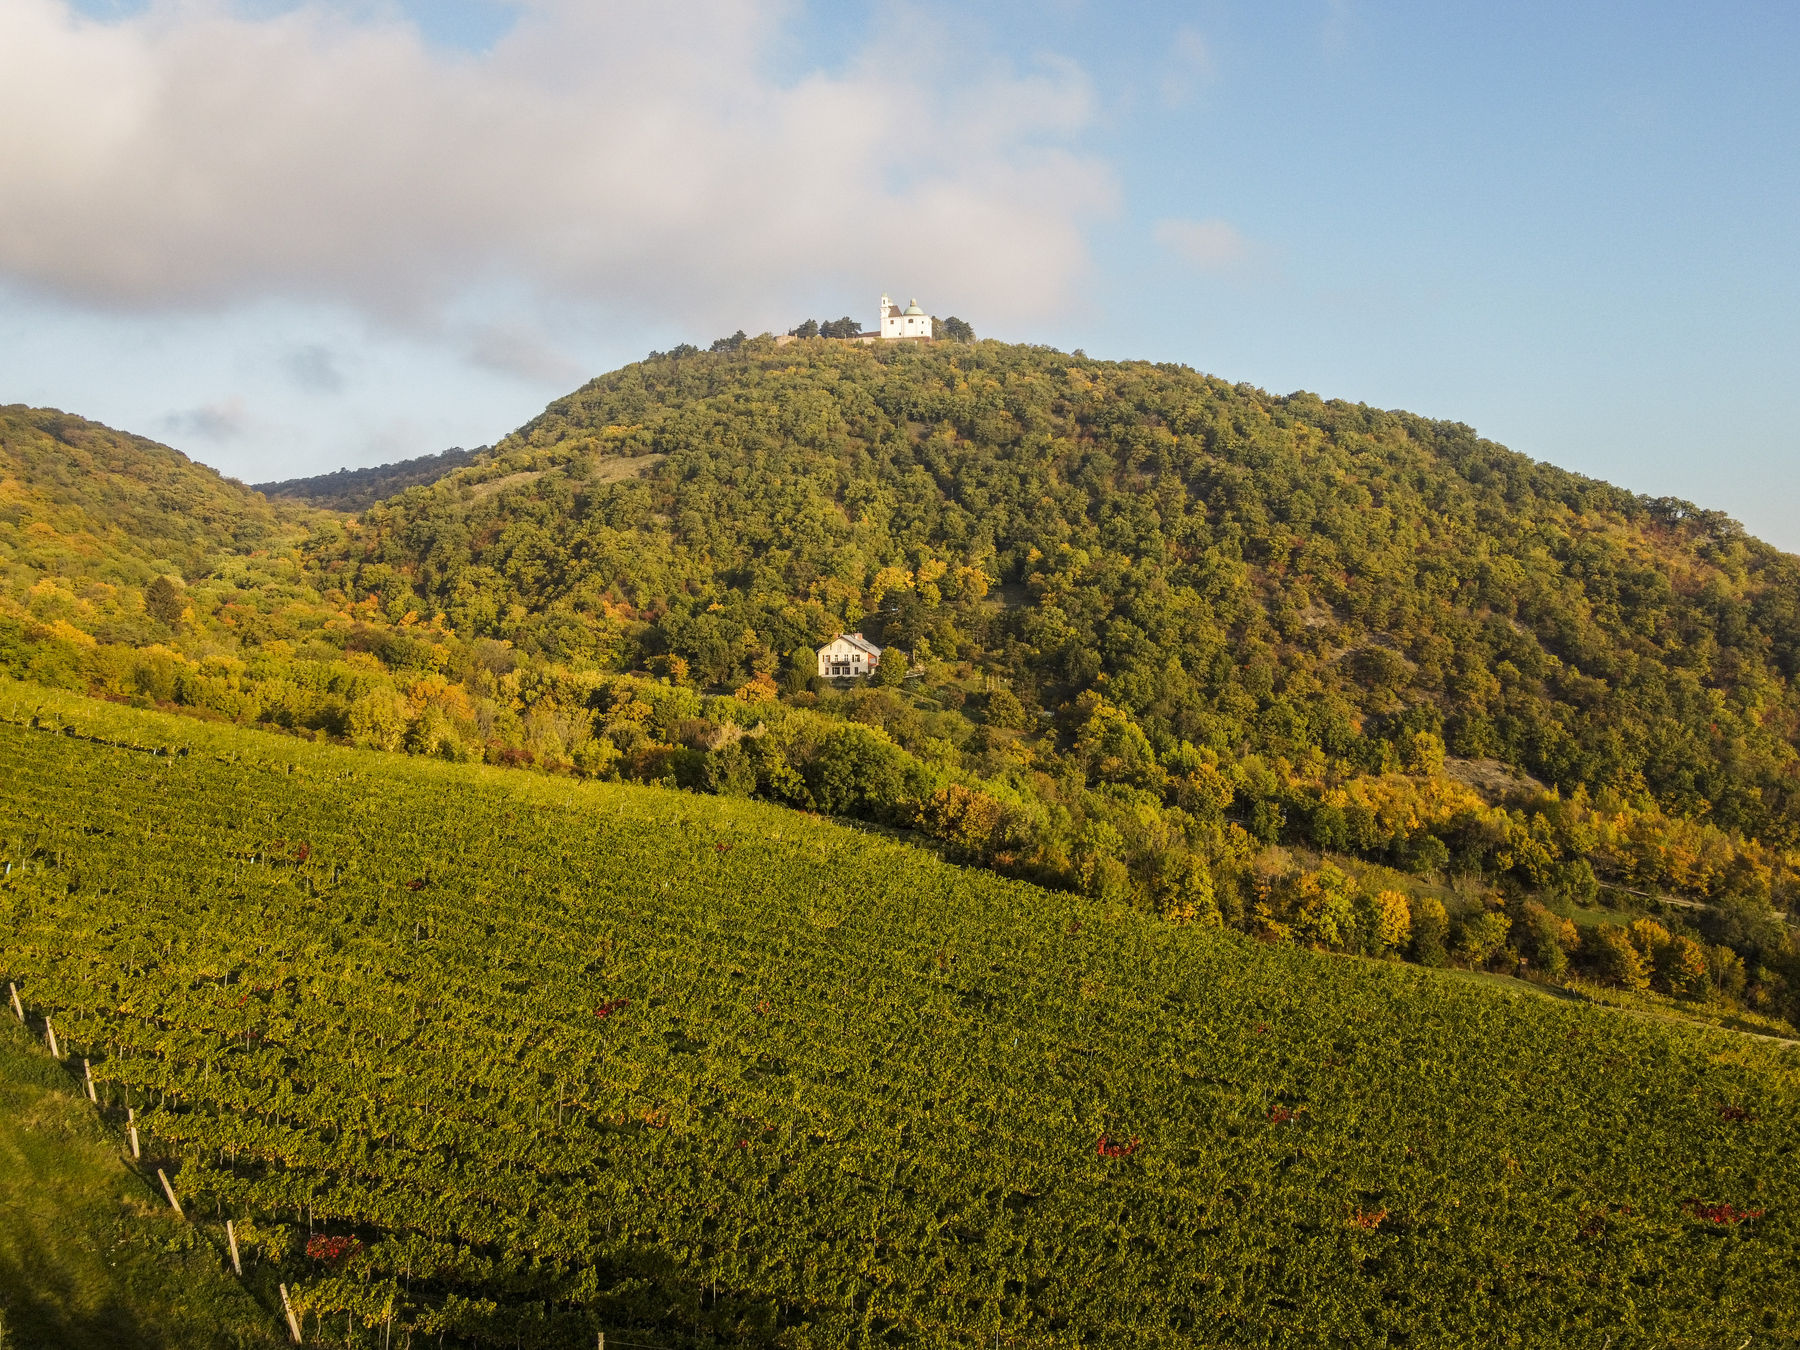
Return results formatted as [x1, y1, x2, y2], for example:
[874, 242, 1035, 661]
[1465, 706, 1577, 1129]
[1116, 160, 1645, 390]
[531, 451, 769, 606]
[0, 0, 1114, 333]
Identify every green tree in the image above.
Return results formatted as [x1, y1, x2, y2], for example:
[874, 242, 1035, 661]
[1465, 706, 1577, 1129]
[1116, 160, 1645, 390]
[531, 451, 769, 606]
[144, 575, 185, 626]
[1409, 896, 1450, 966]
[937, 316, 975, 341]
[871, 648, 909, 688]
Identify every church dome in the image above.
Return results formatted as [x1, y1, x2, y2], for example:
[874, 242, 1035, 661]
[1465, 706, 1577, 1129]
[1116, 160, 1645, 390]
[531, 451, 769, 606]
[903, 300, 924, 315]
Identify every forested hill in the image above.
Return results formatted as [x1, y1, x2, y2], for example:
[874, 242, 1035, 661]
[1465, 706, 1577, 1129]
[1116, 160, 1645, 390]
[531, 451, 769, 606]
[7, 342, 1800, 1026]
[254, 444, 482, 511]
[337, 337, 1800, 847]
[0, 404, 283, 586]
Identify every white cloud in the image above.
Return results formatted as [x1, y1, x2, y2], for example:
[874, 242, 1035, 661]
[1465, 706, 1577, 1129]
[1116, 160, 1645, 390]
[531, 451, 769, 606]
[0, 0, 1115, 333]
[1154, 217, 1253, 271]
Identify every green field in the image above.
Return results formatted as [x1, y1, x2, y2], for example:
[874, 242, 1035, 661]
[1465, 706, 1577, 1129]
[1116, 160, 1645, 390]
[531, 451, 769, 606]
[2, 681, 1798, 1347]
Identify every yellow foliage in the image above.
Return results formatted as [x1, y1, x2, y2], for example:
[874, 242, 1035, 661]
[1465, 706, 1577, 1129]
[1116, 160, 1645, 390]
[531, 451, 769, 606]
[734, 673, 779, 704]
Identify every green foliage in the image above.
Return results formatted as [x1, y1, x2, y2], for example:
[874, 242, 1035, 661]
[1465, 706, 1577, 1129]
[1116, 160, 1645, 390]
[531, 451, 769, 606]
[6, 333, 1800, 1027]
[253, 445, 480, 511]
[5, 689, 1800, 1347]
[1409, 895, 1450, 966]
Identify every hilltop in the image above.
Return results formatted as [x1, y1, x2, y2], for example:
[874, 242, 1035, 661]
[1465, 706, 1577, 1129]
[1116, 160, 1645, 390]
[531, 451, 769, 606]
[1, 338, 1797, 1029]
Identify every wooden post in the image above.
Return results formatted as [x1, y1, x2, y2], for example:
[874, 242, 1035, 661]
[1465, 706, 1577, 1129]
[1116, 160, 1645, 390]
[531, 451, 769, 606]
[83, 1058, 97, 1103]
[157, 1168, 185, 1219]
[7, 982, 21, 1022]
[128, 1107, 141, 1159]
[227, 1218, 243, 1276]
[279, 1283, 304, 1344]
[45, 1018, 59, 1060]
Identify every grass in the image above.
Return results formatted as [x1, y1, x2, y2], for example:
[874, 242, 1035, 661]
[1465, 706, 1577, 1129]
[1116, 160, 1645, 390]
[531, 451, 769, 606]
[0, 1017, 283, 1349]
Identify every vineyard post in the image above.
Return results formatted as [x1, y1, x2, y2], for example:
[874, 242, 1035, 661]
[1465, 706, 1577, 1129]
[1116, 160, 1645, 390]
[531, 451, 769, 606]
[83, 1058, 97, 1103]
[157, 1168, 185, 1219]
[45, 1017, 60, 1060]
[7, 982, 20, 1021]
[279, 1283, 303, 1344]
[227, 1218, 243, 1276]
[128, 1107, 141, 1159]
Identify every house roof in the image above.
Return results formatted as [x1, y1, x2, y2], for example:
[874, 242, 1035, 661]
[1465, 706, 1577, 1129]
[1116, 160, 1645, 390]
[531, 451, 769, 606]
[828, 632, 882, 656]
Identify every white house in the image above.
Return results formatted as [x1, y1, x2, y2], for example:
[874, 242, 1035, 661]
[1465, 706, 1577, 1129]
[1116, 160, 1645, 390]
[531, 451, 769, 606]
[878, 295, 932, 340]
[817, 632, 883, 678]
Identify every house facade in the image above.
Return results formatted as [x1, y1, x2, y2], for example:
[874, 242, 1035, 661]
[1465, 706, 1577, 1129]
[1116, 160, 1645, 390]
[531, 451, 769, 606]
[817, 633, 883, 678]
[878, 295, 932, 340]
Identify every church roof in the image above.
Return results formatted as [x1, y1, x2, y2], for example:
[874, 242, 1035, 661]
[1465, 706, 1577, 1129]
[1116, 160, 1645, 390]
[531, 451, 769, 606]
[903, 299, 924, 315]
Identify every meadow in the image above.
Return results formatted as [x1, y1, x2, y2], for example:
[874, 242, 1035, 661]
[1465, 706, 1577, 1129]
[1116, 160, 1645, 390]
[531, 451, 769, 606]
[2, 681, 1797, 1347]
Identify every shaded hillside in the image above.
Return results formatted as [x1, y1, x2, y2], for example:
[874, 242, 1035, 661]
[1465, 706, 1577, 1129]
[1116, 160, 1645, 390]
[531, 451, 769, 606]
[254, 444, 483, 511]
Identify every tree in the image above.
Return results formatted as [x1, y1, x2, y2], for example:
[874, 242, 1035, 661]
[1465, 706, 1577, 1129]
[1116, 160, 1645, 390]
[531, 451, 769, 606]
[871, 648, 909, 688]
[1453, 910, 1512, 968]
[1594, 926, 1650, 990]
[1655, 935, 1710, 998]
[1518, 900, 1575, 979]
[790, 319, 820, 339]
[983, 687, 1031, 731]
[710, 330, 747, 352]
[818, 317, 862, 339]
[1409, 896, 1449, 966]
[937, 316, 975, 342]
[144, 575, 185, 626]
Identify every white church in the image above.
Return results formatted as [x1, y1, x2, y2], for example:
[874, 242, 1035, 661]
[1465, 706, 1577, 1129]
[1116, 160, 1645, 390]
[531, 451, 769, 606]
[876, 295, 932, 340]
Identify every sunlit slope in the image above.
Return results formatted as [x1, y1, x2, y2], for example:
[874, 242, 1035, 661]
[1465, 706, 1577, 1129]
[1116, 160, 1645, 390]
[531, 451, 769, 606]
[332, 338, 1800, 845]
[0, 405, 286, 586]
[1, 682, 1796, 1348]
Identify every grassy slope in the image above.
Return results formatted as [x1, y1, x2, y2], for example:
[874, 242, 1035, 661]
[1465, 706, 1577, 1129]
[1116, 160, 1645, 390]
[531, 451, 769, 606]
[0, 1018, 282, 1349]
[2, 680, 1799, 1347]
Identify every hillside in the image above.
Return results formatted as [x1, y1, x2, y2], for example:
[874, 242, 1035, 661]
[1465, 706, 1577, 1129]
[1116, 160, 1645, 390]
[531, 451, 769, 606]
[0, 1016, 282, 1349]
[3, 682, 1797, 1347]
[2, 341, 1797, 1029]
[0, 404, 285, 587]
[254, 445, 483, 511]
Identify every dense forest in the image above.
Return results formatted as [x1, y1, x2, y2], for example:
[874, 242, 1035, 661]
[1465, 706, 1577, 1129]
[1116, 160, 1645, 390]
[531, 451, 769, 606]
[254, 444, 482, 511]
[3, 338, 1798, 1026]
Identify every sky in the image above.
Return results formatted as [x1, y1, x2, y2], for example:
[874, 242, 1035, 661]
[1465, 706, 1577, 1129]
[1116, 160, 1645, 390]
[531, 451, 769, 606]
[2, 1, 1797, 547]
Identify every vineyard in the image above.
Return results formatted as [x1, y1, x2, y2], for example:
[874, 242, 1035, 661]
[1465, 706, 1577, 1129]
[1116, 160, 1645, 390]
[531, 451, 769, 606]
[2, 681, 1798, 1348]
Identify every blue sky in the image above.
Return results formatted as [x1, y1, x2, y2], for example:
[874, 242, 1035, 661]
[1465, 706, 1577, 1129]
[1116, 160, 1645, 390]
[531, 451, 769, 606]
[4, 1, 1797, 548]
